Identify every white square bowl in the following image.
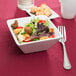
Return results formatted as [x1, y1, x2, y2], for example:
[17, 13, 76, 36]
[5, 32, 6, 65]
[7, 15, 62, 53]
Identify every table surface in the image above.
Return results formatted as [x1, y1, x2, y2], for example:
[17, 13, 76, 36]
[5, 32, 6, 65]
[0, 0, 76, 76]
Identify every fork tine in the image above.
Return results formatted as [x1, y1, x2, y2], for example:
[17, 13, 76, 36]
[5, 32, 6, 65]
[64, 26, 67, 41]
[58, 26, 59, 31]
[58, 26, 64, 38]
[61, 26, 64, 37]
[60, 26, 61, 33]
[60, 26, 64, 37]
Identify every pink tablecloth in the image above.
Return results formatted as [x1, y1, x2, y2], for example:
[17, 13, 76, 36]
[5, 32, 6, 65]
[0, 0, 76, 76]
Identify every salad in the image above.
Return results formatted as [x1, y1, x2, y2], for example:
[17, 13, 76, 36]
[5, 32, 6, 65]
[11, 18, 55, 43]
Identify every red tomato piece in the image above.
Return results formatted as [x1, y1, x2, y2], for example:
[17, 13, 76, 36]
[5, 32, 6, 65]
[39, 20, 46, 24]
[23, 39, 32, 42]
[25, 37, 29, 40]
[16, 26, 23, 29]
[50, 35, 55, 38]
[49, 28, 54, 32]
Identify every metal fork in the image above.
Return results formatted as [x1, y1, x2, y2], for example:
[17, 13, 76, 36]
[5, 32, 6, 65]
[58, 26, 72, 70]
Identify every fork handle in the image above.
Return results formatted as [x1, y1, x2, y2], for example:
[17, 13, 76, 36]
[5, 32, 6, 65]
[62, 42, 72, 70]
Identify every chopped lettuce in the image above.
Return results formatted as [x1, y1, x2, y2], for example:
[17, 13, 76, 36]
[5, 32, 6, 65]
[21, 32, 25, 35]
[38, 32, 42, 35]
[32, 28, 36, 34]
[26, 23, 34, 28]
[33, 38, 39, 41]
[34, 18, 40, 23]
[44, 20, 49, 26]
[30, 18, 40, 25]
